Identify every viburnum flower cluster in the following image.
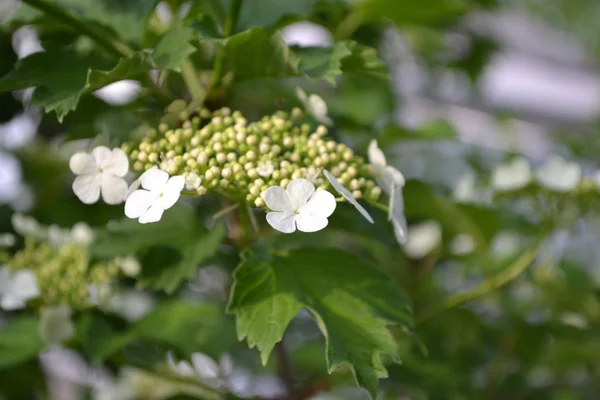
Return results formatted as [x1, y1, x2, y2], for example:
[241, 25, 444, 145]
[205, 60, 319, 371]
[66, 93, 407, 241]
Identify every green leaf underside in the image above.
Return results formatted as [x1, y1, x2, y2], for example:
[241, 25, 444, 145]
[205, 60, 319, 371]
[91, 205, 226, 293]
[294, 42, 352, 85]
[228, 247, 413, 398]
[0, 317, 44, 369]
[0, 51, 153, 121]
[153, 23, 197, 71]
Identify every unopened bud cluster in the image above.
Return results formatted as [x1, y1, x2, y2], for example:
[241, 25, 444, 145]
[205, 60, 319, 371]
[8, 238, 119, 309]
[123, 106, 382, 207]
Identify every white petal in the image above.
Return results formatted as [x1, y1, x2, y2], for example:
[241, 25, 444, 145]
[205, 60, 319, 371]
[390, 187, 407, 244]
[91, 146, 112, 167]
[125, 178, 142, 199]
[368, 140, 387, 171]
[323, 169, 373, 223]
[69, 152, 96, 175]
[299, 189, 336, 219]
[307, 94, 332, 126]
[491, 157, 532, 191]
[100, 174, 128, 204]
[286, 178, 315, 210]
[392, 218, 407, 244]
[266, 211, 296, 233]
[296, 214, 329, 232]
[167, 352, 196, 377]
[124, 190, 156, 219]
[11, 270, 39, 300]
[383, 166, 405, 188]
[1, 294, 25, 310]
[296, 87, 307, 103]
[536, 155, 582, 192]
[191, 353, 219, 380]
[141, 168, 169, 191]
[139, 203, 165, 224]
[39, 305, 75, 346]
[262, 186, 292, 212]
[156, 176, 184, 210]
[73, 174, 101, 204]
[403, 220, 442, 259]
[102, 148, 129, 177]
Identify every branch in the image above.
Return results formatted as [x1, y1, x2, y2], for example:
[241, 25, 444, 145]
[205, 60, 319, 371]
[21, 0, 134, 58]
[415, 247, 537, 325]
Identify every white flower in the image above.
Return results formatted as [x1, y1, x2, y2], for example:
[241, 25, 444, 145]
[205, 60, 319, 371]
[257, 161, 274, 177]
[69, 146, 129, 204]
[115, 256, 141, 277]
[39, 305, 75, 346]
[48, 222, 94, 247]
[124, 168, 185, 224]
[262, 178, 336, 233]
[491, 157, 532, 191]
[0, 233, 15, 247]
[184, 172, 201, 191]
[450, 234, 475, 256]
[403, 220, 441, 259]
[323, 169, 373, 223]
[536, 155, 582, 192]
[368, 140, 407, 243]
[296, 87, 332, 126]
[167, 351, 232, 389]
[0, 266, 39, 310]
[453, 172, 492, 205]
[11, 213, 45, 238]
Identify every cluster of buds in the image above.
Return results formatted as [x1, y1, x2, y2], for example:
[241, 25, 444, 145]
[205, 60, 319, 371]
[123, 106, 382, 208]
[8, 237, 119, 309]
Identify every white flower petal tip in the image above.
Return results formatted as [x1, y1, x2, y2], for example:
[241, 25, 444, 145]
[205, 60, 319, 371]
[69, 146, 129, 205]
[124, 169, 184, 224]
[367, 140, 404, 193]
[262, 178, 336, 233]
[0, 266, 39, 311]
[166, 351, 231, 389]
[323, 169, 374, 224]
[536, 155, 582, 192]
[39, 305, 75, 346]
[491, 157, 532, 192]
[403, 220, 442, 259]
[296, 87, 333, 126]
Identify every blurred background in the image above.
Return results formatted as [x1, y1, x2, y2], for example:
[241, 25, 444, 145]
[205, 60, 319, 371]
[2, 0, 600, 399]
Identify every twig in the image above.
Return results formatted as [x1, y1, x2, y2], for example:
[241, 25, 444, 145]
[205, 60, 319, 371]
[181, 58, 205, 101]
[415, 247, 537, 325]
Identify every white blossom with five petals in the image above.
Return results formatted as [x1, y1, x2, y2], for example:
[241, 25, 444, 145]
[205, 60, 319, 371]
[0, 266, 39, 310]
[69, 146, 129, 204]
[368, 140, 407, 243]
[262, 178, 336, 233]
[124, 168, 185, 224]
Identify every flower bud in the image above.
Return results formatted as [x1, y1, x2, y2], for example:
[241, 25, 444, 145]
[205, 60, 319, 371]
[254, 197, 265, 207]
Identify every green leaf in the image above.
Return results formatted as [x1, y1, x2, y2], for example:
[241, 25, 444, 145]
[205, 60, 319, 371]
[78, 312, 133, 364]
[236, 0, 319, 31]
[153, 23, 197, 71]
[0, 317, 44, 369]
[357, 0, 469, 26]
[135, 300, 236, 357]
[0, 51, 153, 121]
[91, 205, 226, 293]
[294, 42, 352, 85]
[211, 29, 389, 84]
[228, 247, 413, 398]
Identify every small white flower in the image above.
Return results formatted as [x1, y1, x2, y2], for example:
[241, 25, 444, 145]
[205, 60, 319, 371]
[450, 234, 475, 256]
[167, 351, 232, 389]
[71, 222, 94, 245]
[0, 233, 15, 247]
[69, 146, 129, 204]
[453, 172, 492, 205]
[39, 305, 75, 346]
[536, 155, 582, 192]
[11, 213, 45, 238]
[323, 169, 373, 223]
[257, 161, 274, 177]
[184, 172, 201, 191]
[491, 157, 532, 191]
[368, 140, 407, 243]
[124, 168, 185, 224]
[115, 256, 141, 277]
[262, 178, 336, 233]
[0, 266, 39, 310]
[296, 87, 333, 126]
[403, 220, 441, 259]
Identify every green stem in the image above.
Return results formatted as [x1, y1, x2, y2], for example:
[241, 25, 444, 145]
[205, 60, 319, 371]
[415, 248, 537, 325]
[334, 11, 366, 41]
[209, 0, 242, 90]
[211, 203, 240, 220]
[22, 0, 134, 58]
[181, 58, 205, 101]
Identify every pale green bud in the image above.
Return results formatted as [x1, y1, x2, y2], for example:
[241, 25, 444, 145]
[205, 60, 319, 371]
[197, 153, 208, 165]
[254, 197, 265, 208]
[227, 152, 237, 162]
[216, 153, 226, 164]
